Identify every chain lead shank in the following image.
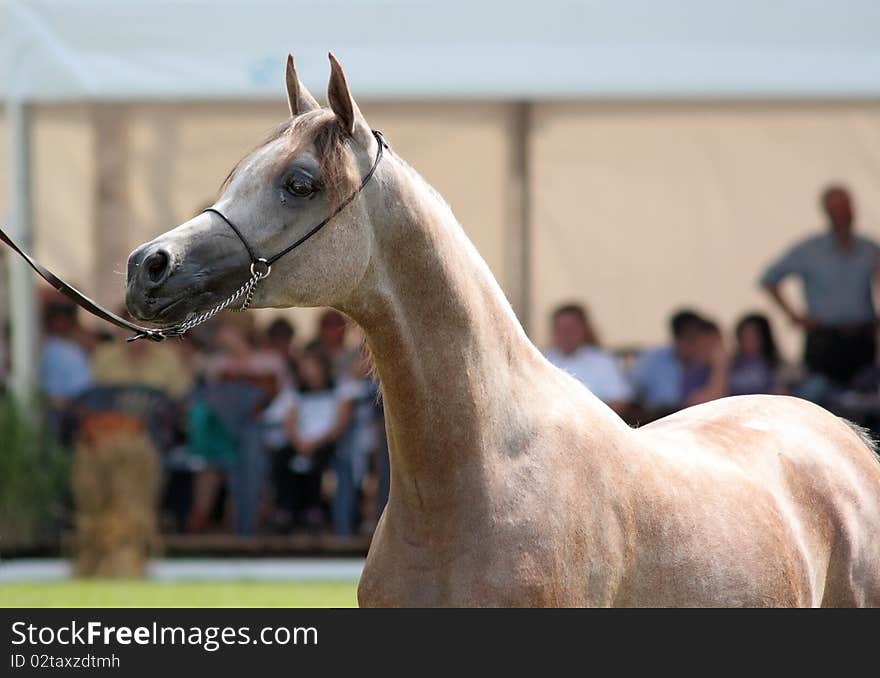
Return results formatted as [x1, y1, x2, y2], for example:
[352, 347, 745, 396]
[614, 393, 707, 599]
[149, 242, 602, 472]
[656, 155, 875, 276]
[126, 259, 270, 342]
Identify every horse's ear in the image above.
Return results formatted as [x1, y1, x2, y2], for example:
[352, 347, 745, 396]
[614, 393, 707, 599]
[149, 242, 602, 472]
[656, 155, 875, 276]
[327, 52, 370, 141]
[285, 53, 319, 117]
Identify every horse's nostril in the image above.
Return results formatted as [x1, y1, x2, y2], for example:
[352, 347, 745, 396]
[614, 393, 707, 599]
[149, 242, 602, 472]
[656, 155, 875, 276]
[144, 250, 171, 284]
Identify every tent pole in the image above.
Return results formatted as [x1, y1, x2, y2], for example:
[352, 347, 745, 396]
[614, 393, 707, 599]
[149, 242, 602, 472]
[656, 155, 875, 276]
[6, 100, 39, 404]
[506, 100, 532, 335]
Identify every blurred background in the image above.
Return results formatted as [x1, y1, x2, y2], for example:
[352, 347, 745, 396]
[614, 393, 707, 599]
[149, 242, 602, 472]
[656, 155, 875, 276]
[2, 0, 880, 606]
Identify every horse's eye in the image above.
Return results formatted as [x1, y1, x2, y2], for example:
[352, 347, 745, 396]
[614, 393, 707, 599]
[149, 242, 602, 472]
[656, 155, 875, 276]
[286, 176, 315, 197]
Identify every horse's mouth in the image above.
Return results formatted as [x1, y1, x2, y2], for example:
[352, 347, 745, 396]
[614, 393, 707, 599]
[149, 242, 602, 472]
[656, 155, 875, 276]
[151, 297, 195, 324]
[127, 290, 211, 326]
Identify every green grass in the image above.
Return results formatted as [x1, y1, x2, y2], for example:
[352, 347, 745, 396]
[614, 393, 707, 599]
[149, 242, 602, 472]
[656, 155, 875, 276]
[0, 580, 358, 608]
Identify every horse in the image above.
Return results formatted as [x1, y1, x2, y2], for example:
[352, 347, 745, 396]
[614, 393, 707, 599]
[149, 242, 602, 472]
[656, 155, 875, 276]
[125, 53, 880, 607]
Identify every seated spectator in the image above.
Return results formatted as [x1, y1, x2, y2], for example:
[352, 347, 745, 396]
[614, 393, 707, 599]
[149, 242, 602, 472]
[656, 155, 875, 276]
[41, 300, 93, 442]
[306, 310, 359, 380]
[631, 309, 704, 413]
[262, 376, 300, 532]
[332, 349, 382, 536]
[729, 313, 782, 396]
[204, 316, 291, 395]
[41, 300, 93, 407]
[187, 316, 290, 534]
[91, 308, 192, 399]
[544, 303, 632, 414]
[264, 316, 300, 371]
[682, 319, 729, 407]
[278, 347, 355, 530]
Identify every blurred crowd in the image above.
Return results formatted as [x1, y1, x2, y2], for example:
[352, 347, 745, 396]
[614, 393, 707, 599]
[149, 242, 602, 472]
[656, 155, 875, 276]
[32, 303, 387, 538]
[545, 185, 880, 433]
[546, 304, 789, 424]
[3, 183, 879, 539]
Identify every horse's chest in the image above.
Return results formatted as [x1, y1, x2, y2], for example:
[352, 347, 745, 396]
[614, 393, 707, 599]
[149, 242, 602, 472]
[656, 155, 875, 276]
[358, 554, 560, 607]
[358, 520, 601, 607]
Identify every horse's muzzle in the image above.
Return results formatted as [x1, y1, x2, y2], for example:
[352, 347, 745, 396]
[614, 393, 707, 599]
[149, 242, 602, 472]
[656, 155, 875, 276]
[125, 234, 250, 324]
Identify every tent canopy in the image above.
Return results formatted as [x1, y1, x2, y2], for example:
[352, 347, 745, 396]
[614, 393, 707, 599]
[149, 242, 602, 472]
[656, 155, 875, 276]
[3, 0, 880, 103]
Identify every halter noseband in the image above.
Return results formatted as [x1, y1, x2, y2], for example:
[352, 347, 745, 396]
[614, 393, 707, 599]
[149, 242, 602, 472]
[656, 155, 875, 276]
[0, 129, 388, 343]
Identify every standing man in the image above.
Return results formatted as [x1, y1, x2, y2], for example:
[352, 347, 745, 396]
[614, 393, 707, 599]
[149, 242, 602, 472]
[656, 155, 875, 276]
[761, 185, 880, 385]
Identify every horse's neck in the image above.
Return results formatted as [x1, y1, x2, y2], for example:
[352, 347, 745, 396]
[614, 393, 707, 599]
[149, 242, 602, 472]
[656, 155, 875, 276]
[342, 161, 608, 516]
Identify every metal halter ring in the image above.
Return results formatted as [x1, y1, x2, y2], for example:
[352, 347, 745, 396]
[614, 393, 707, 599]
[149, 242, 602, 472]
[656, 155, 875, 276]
[250, 258, 271, 279]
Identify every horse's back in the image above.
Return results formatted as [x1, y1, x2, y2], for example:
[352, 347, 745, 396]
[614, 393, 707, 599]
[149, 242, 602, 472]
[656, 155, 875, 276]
[635, 394, 880, 607]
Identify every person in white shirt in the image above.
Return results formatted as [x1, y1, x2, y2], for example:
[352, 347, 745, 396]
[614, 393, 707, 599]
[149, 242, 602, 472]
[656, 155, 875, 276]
[281, 348, 355, 530]
[544, 303, 633, 416]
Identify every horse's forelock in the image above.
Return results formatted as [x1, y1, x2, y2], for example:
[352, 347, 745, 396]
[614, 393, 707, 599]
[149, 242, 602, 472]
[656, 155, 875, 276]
[295, 112, 358, 210]
[220, 110, 357, 211]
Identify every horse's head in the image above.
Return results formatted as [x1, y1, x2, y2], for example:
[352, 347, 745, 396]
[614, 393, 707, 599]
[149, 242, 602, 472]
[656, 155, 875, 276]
[126, 53, 382, 325]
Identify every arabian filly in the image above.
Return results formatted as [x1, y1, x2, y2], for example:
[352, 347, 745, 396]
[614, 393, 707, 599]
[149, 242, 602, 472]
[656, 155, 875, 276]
[126, 54, 880, 607]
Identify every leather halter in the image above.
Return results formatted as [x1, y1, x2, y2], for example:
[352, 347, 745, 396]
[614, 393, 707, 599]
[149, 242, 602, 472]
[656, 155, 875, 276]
[0, 129, 388, 343]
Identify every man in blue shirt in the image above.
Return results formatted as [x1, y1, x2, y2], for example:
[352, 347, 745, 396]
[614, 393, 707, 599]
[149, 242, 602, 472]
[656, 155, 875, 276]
[631, 309, 706, 415]
[761, 185, 880, 384]
[40, 301, 93, 443]
[41, 301, 93, 406]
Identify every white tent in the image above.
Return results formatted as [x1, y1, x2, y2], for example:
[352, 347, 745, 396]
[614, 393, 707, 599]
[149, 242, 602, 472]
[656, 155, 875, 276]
[6, 0, 880, 102]
[5, 0, 880, 399]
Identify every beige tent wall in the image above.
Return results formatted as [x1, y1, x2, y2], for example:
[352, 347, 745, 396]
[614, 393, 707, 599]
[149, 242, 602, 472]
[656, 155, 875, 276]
[530, 101, 880, 361]
[362, 102, 511, 283]
[31, 105, 95, 293]
[8, 101, 880, 360]
[2, 106, 95, 327]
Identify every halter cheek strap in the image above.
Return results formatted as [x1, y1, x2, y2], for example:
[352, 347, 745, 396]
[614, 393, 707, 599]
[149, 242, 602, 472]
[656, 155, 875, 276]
[0, 129, 388, 344]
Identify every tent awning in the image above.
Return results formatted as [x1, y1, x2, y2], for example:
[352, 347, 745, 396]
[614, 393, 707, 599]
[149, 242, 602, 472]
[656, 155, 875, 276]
[4, 0, 880, 103]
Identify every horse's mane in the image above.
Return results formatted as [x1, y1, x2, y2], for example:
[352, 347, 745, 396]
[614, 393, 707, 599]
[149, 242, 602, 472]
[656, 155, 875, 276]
[843, 419, 880, 464]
